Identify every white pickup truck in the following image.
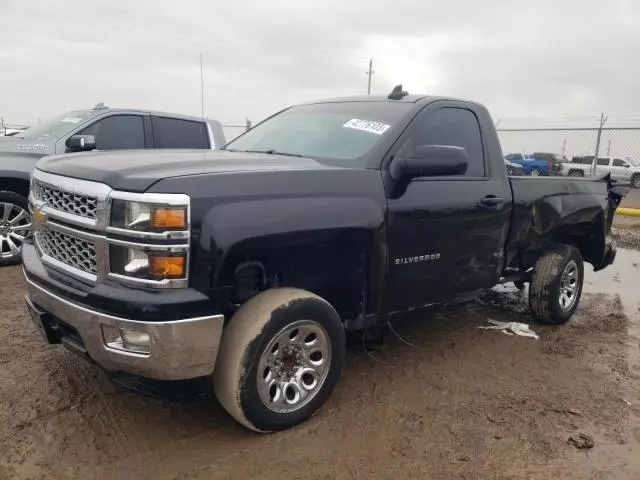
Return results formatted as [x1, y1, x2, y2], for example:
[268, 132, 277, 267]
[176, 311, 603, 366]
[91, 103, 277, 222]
[562, 156, 640, 187]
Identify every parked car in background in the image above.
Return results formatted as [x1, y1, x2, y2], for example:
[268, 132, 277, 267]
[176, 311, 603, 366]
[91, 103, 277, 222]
[504, 158, 524, 175]
[563, 156, 640, 187]
[0, 103, 226, 266]
[504, 152, 562, 176]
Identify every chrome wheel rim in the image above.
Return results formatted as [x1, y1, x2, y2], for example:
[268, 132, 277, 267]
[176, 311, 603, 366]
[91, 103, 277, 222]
[257, 320, 331, 414]
[0, 202, 31, 261]
[530, 169, 540, 176]
[559, 260, 579, 311]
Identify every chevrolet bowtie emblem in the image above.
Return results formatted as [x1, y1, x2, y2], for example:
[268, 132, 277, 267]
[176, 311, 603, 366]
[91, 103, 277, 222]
[33, 205, 48, 225]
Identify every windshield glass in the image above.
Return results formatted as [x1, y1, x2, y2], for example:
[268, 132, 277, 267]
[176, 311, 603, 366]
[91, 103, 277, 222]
[18, 110, 95, 140]
[627, 158, 640, 167]
[224, 102, 412, 163]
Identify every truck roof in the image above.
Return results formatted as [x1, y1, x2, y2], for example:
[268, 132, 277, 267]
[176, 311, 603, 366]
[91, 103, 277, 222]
[93, 107, 220, 125]
[304, 94, 474, 106]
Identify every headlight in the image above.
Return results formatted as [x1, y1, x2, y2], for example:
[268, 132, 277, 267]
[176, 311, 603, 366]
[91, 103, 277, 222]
[110, 199, 187, 231]
[110, 246, 187, 281]
[106, 193, 190, 287]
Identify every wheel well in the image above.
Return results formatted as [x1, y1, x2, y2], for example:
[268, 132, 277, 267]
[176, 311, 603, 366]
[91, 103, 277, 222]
[0, 177, 30, 198]
[217, 231, 370, 321]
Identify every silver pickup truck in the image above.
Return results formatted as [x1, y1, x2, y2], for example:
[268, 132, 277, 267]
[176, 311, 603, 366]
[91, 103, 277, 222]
[0, 104, 226, 266]
[562, 156, 640, 187]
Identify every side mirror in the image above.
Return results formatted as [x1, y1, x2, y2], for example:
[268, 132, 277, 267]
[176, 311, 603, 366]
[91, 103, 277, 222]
[66, 135, 96, 152]
[390, 145, 468, 180]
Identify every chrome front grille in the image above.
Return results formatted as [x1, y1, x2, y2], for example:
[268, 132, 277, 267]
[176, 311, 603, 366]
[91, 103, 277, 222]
[32, 180, 98, 219]
[35, 227, 98, 275]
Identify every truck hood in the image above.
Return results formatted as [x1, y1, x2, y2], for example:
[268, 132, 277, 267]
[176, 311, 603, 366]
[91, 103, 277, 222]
[0, 136, 55, 157]
[36, 149, 341, 192]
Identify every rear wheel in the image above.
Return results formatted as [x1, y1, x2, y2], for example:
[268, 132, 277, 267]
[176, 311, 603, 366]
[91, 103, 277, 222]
[530, 168, 542, 177]
[632, 174, 640, 188]
[529, 245, 583, 325]
[0, 191, 31, 267]
[213, 288, 345, 432]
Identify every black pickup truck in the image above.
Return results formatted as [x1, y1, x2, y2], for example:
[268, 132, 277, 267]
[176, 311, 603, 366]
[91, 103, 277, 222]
[0, 104, 226, 266]
[21, 87, 626, 432]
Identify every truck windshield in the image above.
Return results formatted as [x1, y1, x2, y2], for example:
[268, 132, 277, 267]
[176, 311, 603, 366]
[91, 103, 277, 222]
[224, 102, 412, 163]
[17, 110, 95, 140]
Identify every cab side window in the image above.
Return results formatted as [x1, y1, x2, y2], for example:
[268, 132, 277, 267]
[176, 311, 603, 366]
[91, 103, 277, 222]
[612, 159, 627, 167]
[405, 107, 485, 177]
[151, 116, 210, 148]
[78, 115, 145, 150]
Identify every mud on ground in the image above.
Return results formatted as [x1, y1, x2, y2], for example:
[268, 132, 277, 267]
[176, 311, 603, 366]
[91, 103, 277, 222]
[1, 232, 640, 479]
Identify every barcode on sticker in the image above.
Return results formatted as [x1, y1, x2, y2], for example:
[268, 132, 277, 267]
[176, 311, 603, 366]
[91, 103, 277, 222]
[343, 118, 391, 135]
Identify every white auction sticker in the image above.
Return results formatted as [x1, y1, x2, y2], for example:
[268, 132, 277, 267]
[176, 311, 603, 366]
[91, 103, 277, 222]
[343, 118, 391, 135]
[61, 117, 83, 123]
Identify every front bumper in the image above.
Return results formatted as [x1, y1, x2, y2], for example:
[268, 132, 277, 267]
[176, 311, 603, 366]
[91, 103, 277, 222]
[25, 273, 225, 381]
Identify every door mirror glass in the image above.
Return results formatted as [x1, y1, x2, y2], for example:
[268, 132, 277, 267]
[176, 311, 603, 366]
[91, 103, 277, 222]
[66, 134, 97, 152]
[391, 145, 468, 180]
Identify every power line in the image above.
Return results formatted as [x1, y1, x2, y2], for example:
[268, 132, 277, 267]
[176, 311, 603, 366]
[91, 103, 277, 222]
[199, 53, 205, 119]
[366, 59, 374, 95]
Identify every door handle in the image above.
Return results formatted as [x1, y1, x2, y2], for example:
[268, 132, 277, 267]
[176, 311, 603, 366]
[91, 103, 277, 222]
[480, 195, 505, 207]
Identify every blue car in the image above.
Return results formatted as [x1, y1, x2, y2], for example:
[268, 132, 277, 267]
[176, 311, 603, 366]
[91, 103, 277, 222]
[505, 153, 563, 176]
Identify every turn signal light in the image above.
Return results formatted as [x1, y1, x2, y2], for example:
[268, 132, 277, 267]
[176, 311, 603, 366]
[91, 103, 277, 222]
[151, 208, 186, 229]
[149, 255, 185, 277]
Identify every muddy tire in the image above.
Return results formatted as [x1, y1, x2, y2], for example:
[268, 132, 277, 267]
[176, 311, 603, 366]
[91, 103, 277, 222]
[529, 245, 583, 325]
[0, 191, 31, 267]
[213, 288, 345, 432]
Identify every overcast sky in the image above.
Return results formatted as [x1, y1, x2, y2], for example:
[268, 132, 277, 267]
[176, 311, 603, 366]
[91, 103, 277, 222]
[1, 0, 639, 129]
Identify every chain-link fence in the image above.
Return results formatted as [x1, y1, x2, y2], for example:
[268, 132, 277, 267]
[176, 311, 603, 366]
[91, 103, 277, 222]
[496, 117, 640, 168]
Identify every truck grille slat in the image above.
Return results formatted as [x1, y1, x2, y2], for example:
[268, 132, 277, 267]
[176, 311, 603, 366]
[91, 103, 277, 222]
[35, 228, 98, 275]
[32, 181, 98, 219]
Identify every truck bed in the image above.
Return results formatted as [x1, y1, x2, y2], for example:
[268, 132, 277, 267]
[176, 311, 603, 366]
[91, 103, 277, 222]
[505, 174, 625, 271]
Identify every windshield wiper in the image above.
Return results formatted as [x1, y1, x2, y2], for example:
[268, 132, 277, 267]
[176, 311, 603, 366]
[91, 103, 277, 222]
[224, 148, 304, 158]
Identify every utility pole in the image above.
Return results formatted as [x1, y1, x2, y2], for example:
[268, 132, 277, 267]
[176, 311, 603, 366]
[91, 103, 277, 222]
[245, 118, 252, 131]
[199, 53, 205, 119]
[591, 113, 608, 176]
[561, 139, 566, 158]
[606, 139, 611, 156]
[366, 59, 374, 95]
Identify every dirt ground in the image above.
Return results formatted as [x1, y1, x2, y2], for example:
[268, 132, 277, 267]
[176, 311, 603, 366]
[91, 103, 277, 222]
[2, 219, 640, 479]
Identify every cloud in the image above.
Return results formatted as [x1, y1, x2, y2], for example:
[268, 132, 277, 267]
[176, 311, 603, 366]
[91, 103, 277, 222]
[1, 0, 639, 130]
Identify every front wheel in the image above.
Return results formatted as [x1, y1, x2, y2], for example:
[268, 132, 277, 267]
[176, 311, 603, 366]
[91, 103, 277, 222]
[213, 288, 345, 432]
[632, 174, 640, 188]
[0, 191, 31, 267]
[529, 168, 542, 177]
[529, 245, 584, 325]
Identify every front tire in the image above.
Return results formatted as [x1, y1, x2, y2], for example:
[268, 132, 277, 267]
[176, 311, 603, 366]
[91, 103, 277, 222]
[529, 245, 584, 325]
[632, 174, 640, 189]
[530, 168, 542, 177]
[0, 191, 31, 267]
[213, 288, 345, 432]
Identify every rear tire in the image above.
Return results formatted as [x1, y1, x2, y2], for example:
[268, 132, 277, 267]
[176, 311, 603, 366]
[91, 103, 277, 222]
[530, 168, 542, 177]
[213, 288, 345, 432]
[632, 174, 640, 188]
[529, 245, 583, 325]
